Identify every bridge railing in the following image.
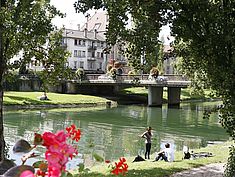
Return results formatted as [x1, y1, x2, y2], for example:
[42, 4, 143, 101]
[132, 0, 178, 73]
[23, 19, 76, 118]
[86, 74, 189, 81]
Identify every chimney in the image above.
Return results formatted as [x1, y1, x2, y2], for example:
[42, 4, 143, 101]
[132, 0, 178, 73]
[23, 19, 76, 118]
[84, 28, 87, 38]
[77, 24, 80, 31]
[94, 29, 97, 39]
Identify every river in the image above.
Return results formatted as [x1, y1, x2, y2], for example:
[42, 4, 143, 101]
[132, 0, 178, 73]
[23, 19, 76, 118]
[3, 101, 228, 169]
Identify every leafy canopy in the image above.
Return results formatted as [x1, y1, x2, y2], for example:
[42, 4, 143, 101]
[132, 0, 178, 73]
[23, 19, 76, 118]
[0, 0, 70, 160]
[75, 0, 167, 71]
[74, 0, 235, 176]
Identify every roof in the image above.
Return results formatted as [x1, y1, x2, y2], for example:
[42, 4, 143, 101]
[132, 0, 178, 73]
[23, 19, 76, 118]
[62, 29, 105, 42]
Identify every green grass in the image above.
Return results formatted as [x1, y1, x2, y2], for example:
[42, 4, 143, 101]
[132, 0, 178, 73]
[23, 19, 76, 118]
[3, 91, 110, 106]
[121, 87, 218, 101]
[72, 142, 232, 177]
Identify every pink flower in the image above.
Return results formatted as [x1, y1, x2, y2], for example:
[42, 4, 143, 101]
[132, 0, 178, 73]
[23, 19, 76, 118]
[47, 166, 61, 177]
[48, 142, 63, 153]
[42, 132, 57, 147]
[55, 130, 67, 143]
[20, 170, 35, 177]
[45, 151, 61, 167]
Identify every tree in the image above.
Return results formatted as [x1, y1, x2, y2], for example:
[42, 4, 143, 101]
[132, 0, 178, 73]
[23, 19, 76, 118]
[0, 0, 69, 161]
[74, 0, 167, 71]
[74, 0, 235, 176]
[169, 1, 235, 176]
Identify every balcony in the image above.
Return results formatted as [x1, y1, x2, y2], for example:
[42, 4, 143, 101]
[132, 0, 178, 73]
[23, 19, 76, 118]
[87, 57, 96, 61]
[88, 46, 97, 51]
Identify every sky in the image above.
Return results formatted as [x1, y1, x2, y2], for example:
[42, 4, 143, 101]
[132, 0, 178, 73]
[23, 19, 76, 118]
[50, 0, 172, 44]
[50, 0, 88, 29]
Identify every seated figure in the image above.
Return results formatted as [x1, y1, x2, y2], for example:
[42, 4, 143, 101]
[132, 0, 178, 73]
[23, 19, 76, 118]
[154, 143, 174, 162]
[39, 92, 49, 100]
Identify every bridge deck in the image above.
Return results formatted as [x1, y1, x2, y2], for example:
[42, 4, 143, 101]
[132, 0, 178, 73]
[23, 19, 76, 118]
[71, 74, 191, 88]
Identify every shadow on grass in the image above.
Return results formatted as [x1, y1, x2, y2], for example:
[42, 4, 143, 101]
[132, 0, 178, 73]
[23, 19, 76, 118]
[75, 159, 219, 177]
[4, 95, 50, 105]
[75, 167, 190, 177]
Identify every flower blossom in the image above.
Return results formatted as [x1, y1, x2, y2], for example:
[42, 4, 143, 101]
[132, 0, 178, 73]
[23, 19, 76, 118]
[20, 170, 35, 177]
[66, 124, 81, 142]
[111, 157, 128, 176]
[35, 128, 79, 177]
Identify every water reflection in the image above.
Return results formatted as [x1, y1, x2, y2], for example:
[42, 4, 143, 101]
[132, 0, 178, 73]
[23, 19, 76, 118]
[3, 101, 228, 168]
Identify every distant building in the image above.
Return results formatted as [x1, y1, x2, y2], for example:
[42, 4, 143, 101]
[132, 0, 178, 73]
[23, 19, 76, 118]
[163, 45, 175, 74]
[82, 11, 127, 72]
[62, 28, 107, 72]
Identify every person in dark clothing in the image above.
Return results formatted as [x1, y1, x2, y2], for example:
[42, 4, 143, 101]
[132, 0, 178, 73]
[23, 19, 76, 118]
[140, 127, 152, 159]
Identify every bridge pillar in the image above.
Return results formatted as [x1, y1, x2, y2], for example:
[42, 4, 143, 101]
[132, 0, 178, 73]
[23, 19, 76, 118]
[167, 87, 181, 105]
[148, 86, 163, 106]
[66, 82, 77, 94]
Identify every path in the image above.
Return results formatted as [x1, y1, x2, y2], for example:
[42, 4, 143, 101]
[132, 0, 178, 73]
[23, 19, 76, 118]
[170, 163, 225, 177]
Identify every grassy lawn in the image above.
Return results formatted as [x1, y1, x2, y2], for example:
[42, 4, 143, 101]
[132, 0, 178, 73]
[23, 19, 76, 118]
[72, 142, 232, 177]
[121, 87, 218, 101]
[3, 91, 110, 106]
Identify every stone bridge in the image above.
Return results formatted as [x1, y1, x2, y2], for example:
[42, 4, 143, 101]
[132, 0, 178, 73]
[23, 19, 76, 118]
[66, 74, 191, 107]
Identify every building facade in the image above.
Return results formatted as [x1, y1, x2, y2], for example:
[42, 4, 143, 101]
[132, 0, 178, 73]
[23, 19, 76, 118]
[82, 12, 127, 67]
[62, 28, 107, 72]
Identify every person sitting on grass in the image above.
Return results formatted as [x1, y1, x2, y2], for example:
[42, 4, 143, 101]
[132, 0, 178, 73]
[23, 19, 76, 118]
[39, 92, 49, 101]
[154, 143, 174, 162]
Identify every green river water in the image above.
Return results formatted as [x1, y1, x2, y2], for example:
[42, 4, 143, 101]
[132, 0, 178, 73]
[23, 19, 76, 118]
[3, 101, 228, 169]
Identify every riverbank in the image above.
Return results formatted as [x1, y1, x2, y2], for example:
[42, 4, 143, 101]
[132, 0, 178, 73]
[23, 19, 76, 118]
[72, 141, 232, 177]
[120, 87, 220, 103]
[3, 89, 221, 109]
[3, 91, 117, 110]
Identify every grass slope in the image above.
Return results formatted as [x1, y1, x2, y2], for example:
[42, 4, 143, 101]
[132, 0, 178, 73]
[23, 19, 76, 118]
[73, 142, 232, 177]
[3, 92, 109, 106]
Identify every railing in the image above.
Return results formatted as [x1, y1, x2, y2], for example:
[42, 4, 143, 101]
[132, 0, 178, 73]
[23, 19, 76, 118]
[86, 74, 189, 81]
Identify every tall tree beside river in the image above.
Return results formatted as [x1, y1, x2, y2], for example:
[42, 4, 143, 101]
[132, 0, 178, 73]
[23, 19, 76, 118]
[0, 0, 69, 161]
[74, 0, 235, 176]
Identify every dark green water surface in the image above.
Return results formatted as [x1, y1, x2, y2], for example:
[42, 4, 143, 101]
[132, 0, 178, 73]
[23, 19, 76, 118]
[3, 101, 228, 168]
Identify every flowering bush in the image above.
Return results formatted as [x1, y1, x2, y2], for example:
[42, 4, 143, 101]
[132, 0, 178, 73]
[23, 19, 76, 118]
[3, 124, 128, 177]
[19, 124, 81, 177]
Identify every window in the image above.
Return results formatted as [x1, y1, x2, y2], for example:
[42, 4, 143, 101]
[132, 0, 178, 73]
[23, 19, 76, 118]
[82, 40, 86, 46]
[88, 51, 92, 57]
[93, 23, 101, 30]
[87, 41, 91, 46]
[82, 51, 86, 57]
[80, 61, 84, 68]
[62, 38, 66, 44]
[101, 42, 104, 47]
[78, 51, 82, 57]
[74, 50, 78, 57]
[92, 52, 95, 58]
[97, 52, 100, 58]
[74, 61, 77, 69]
[99, 62, 102, 69]
[74, 39, 78, 45]
[88, 61, 94, 69]
[101, 52, 104, 58]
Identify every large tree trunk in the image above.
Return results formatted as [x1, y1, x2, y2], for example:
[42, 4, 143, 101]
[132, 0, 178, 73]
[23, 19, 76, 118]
[0, 0, 6, 162]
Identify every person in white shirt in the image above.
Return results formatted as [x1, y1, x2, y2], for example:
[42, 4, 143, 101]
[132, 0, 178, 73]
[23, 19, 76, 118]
[154, 143, 174, 162]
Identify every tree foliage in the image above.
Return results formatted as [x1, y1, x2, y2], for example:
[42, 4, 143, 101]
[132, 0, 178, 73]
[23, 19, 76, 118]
[74, 0, 235, 176]
[75, 0, 167, 71]
[0, 0, 69, 161]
